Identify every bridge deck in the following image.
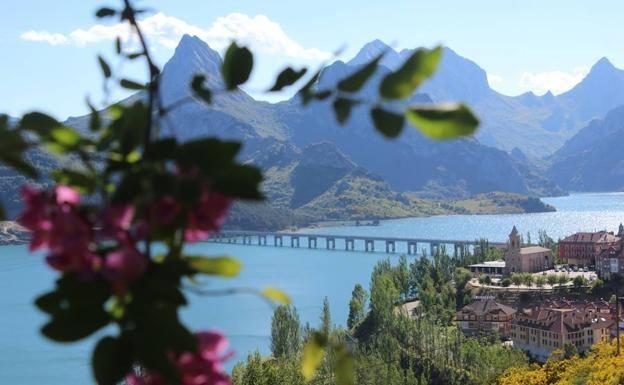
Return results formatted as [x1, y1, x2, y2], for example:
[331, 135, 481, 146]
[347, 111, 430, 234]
[214, 230, 505, 246]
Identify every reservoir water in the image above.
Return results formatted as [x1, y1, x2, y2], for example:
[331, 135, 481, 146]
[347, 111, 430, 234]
[2, 192, 624, 384]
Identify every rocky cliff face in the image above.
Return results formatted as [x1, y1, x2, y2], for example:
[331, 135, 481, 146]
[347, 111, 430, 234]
[548, 105, 624, 191]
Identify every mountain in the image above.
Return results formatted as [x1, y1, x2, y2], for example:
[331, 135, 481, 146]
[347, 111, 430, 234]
[547, 105, 624, 191]
[225, 139, 555, 230]
[0, 35, 566, 224]
[557, 58, 624, 123]
[62, 34, 554, 198]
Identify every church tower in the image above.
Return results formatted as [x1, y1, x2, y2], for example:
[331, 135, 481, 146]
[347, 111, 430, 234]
[618, 223, 624, 238]
[508, 225, 521, 250]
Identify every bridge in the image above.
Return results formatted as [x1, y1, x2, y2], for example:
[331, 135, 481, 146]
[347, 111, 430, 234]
[207, 230, 506, 256]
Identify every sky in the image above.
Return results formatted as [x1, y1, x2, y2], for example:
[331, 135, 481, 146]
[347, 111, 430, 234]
[2, 0, 624, 119]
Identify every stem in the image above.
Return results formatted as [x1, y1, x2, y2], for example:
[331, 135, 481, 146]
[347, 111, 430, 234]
[122, 0, 161, 259]
[122, 0, 159, 150]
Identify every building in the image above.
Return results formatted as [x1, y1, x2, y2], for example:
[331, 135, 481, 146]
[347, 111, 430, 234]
[509, 301, 614, 362]
[596, 245, 624, 280]
[468, 260, 505, 277]
[505, 226, 553, 274]
[558, 230, 621, 267]
[455, 298, 516, 337]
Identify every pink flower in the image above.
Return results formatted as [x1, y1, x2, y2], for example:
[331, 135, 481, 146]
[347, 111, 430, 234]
[151, 196, 181, 226]
[100, 204, 135, 240]
[184, 190, 232, 242]
[18, 185, 95, 274]
[125, 331, 233, 385]
[55, 185, 80, 205]
[104, 243, 148, 283]
[46, 251, 101, 274]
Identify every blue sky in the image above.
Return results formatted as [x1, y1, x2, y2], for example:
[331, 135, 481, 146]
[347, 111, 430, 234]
[2, 0, 624, 119]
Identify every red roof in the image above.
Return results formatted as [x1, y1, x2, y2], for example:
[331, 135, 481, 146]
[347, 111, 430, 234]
[560, 231, 620, 244]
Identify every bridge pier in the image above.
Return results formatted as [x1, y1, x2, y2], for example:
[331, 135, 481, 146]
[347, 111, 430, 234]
[385, 240, 396, 253]
[326, 238, 336, 250]
[430, 242, 439, 256]
[257, 235, 267, 246]
[308, 237, 318, 248]
[345, 238, 355, 251]
[243, 235, 251, 245]
[365, 239, 375, 252]
[290, 236, 300, 248]
[274, 235, 283, 247]
[407, 241, 417, 255]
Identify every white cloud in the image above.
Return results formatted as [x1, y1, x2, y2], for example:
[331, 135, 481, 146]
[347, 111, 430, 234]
[486, 73, 503, 86]
[20, 12, 331, 61]
[518, 66, 589, 95]
[21, 30, 69, 45]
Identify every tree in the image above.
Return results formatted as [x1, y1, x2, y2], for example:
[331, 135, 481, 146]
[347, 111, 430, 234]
[521, 273, 534, 287]
[271, 305, 301, 359]
[558, 274, 570, 286]
[501, 277, 512, 287]
[535, 275, 546, 295]
[320, 297, 332, 336]
[546, 274, 558, 287]
[563, 342, 578, 359]
[510, 273, 523, 289]
[573, 275, 588, 290]
[591, 278, 604, 293]
[347, 284, 368, 330]
[395, 255, 411, 299]
[370, 274, 399, 330]
[454, 267, 472, 309]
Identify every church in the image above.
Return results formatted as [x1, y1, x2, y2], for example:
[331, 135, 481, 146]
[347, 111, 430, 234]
[504, 226, 553, 275]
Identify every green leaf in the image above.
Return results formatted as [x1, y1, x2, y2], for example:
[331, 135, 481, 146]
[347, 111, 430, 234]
[0, 153, 37, 178]
[302, 332, 327, 380]
[86, 99, 101, 132]
[406, 103, 479, 140]
[371, 107, 405, 138]
[35, 291, 65, 314]
[92, 337, 133, 385]
[186, 256, 242, 277]
[42, 311, 110, 342]
[115, 37, 122, 54]
[51, 169, 96, 193]
[20, 112, 60, 133]
[98, 55, 112, 79]
[338, 54, 382, 93]
[50, 126, 81, 147]
[333, 344, 355, 385]
[333, 98, 357, 125]
[191, 74, 212, 104]
[221, 42, 253, 90]
[380, 46, 442, 99]
[269, 67, 307, 91]
[0, 124, 37, 178]
[120, 79, 146, 90]
[212, 164, 263, 200]
[95, 7, 117, 18]
[298, 69, 322, 105]
[261, 287, 291, 305]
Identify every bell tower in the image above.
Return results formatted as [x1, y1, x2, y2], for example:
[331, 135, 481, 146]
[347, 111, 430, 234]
[618, 223, 624, 238]
[508, 225, 521, 250]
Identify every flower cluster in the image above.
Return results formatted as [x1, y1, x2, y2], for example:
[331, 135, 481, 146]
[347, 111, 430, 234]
[18, 183, 232, 287]
[125, 331, 233, 385]
[18, 185, 98, 274]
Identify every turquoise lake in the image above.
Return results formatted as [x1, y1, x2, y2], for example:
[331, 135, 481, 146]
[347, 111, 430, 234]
[2, 192, 624, 384]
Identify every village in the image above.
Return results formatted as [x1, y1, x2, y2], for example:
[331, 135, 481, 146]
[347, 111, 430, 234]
[451, 224, 624, 362]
